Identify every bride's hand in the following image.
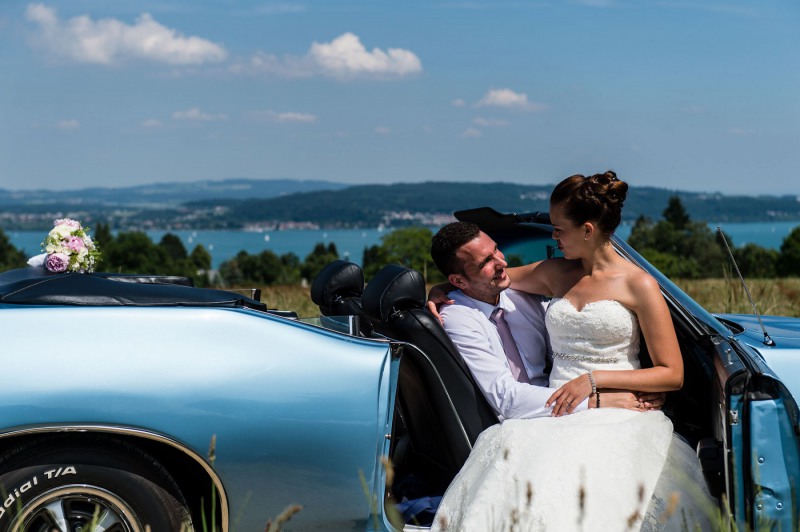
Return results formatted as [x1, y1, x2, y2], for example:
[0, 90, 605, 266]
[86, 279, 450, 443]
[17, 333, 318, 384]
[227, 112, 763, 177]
[546, 374, 592, 417]
[426, 282, 455, 324]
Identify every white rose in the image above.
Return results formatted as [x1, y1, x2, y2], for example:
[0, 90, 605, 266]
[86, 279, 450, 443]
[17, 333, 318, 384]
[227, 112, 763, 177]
[53, 225, 73, 239]
[45, 243, 65, 254]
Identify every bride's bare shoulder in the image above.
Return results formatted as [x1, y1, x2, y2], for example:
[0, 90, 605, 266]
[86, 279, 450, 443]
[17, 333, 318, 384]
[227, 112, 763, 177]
[622, 266, 663, 304]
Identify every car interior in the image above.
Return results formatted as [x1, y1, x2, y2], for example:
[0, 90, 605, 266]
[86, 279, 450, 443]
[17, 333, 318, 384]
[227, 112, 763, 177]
[310, 215, 727, 529]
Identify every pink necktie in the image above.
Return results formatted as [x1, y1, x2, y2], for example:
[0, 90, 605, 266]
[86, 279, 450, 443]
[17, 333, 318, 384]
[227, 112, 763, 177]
[490, 307, 528, 383]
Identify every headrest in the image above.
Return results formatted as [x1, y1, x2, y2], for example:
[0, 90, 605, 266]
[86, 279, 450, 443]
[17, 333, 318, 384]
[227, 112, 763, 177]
[362, 265, 426, 322]
[310, 260, 364, 308]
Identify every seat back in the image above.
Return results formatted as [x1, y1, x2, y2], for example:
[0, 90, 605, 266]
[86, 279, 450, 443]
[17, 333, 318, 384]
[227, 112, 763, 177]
[361, 265, 499, 490]
[310, 260, 371, 335]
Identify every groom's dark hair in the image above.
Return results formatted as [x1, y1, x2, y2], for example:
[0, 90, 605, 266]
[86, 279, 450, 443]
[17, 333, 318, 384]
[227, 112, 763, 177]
[431, 221, 481, 276]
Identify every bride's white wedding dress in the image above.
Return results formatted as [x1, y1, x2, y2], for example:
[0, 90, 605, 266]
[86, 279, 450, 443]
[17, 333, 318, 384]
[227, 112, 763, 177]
[431, 298, 713, 531]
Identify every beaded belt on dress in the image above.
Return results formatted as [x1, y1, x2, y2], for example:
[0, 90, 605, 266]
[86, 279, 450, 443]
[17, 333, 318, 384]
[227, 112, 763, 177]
[552, 352, 622, 364]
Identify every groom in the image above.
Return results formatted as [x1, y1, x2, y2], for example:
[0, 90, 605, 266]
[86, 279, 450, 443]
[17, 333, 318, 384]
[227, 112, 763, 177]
[430, 221, 662, 419]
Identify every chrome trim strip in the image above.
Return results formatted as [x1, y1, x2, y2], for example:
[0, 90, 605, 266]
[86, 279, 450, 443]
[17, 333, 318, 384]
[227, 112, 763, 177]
[0, 424, 229, 531]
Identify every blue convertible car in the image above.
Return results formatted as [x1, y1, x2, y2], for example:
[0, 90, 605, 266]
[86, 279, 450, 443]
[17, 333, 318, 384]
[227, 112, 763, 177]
[0, 208, 799, 531]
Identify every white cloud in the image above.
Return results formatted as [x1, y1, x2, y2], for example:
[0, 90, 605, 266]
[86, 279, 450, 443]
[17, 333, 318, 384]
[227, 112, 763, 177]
[230, 32, 422, 80]
[375, 126, 391, 135]
[172, 108, 228, 121]
[310, 33, 421, 79]
[273, 111, 318, 123]
[142, 118, 163, 128]
[25, 3, 227, 65]
[461, 127, 482, 138]
[473, 116, 510, 127]
[56, 119, 79, 129]
[249, 110, 318, 123]
[728, 127, 753, 136]
[229, 50, 313, 79]
[476, 88, 548, 111]
[452, 98, 466, 107]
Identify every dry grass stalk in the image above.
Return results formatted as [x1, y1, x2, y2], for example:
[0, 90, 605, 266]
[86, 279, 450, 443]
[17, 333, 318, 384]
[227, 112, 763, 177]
[658, 491, 681, 524]
[264, 504, 303, 532]
[207, 434, 217, 467]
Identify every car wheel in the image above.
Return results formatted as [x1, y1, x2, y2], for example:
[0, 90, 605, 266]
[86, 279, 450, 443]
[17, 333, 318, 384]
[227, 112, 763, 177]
[0, 435, 193, 531]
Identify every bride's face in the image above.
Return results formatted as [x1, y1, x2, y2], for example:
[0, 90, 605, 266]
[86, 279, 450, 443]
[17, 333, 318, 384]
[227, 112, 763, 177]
[550, 202, 587, 259]
[452, 232, 511, 304]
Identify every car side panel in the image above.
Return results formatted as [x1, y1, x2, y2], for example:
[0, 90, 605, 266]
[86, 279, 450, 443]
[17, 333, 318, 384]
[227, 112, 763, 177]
[0, 306, 394, 530]
[750, 397, 798, 530]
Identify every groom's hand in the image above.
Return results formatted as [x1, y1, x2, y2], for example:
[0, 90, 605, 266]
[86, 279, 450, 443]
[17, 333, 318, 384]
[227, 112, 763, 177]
[636, 392, 667, 411]
[589, 390, 666, 411]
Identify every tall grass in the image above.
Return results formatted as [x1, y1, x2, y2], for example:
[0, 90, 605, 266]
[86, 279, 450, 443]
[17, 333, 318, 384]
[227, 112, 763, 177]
[674, 278, 800, 317]
[236, 279, 800, 318]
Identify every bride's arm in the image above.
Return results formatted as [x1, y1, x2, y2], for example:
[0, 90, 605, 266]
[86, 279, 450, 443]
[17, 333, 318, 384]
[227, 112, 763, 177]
[548, 272, 683, 416]
[507, 259, 559, 296]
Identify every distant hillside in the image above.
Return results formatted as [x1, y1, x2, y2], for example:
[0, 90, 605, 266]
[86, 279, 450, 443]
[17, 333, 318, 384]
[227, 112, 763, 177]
[185, 182, 800, 228]
[1, 179, 798, 231]
[0, 178, 347, 207]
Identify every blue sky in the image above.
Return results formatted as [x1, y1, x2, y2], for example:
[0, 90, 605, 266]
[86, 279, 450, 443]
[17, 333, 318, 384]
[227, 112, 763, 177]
[1, 1, 798, 195]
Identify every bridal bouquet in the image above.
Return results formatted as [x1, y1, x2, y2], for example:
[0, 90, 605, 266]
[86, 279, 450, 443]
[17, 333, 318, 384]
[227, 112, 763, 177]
[38, 218, 102, 273]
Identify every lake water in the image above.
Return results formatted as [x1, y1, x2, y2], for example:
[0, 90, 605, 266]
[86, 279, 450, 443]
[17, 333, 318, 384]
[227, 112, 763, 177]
[7, 221, 799, 269]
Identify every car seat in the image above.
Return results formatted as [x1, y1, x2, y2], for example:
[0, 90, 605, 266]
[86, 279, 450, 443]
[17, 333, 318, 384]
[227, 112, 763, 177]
[361, 264, 499, 493]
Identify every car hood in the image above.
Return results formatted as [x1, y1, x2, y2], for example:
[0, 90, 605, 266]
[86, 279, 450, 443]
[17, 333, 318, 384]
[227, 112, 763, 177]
[718, 313, 800, 403]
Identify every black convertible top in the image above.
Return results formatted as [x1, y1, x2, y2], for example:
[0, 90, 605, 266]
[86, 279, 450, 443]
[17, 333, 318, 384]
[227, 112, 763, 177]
[0, 268, 266, 310]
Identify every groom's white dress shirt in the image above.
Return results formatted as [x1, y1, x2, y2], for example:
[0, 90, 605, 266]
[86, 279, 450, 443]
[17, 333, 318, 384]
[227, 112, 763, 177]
[440, 288, 588, 420]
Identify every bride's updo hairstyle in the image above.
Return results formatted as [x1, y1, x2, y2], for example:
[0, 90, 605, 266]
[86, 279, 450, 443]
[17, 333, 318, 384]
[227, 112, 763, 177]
[549, 170, 628, 236]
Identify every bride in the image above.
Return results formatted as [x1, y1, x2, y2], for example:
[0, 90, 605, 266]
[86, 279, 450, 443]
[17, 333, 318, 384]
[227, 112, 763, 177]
[430, 171, 712, 531]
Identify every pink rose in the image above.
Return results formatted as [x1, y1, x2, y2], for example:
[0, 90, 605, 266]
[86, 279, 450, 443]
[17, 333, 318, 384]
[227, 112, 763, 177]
[45, 252, 70, 273]
[53, 218, 81, 230]
[65, 236, 86, 252]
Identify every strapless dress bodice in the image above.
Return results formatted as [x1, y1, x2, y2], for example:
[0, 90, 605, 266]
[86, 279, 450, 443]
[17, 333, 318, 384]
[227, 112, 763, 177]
[546, 297, 641, 388]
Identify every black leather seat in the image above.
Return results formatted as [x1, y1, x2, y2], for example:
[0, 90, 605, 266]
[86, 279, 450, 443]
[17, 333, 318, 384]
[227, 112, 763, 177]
[310, 260, 371, 335]
[361, 264, 499, 492]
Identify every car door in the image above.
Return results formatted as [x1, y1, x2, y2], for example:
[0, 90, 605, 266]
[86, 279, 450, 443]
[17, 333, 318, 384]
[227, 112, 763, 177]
[720, 336, 800, 530]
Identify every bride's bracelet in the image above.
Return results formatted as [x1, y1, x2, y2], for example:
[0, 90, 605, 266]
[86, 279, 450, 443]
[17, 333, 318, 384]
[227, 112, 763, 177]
[587, 371, 600, 408]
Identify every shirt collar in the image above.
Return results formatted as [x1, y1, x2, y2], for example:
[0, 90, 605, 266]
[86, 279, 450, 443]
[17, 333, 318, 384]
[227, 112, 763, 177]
[458, 289, 516, 320]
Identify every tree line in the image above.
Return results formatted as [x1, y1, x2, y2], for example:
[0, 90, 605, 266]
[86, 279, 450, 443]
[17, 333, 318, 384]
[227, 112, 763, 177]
[627, 197, 800, 279]
[1, 197, 799, 286]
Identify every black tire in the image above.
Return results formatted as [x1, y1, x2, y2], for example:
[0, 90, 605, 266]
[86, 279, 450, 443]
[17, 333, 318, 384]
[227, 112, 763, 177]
[0, 434, 193, 532]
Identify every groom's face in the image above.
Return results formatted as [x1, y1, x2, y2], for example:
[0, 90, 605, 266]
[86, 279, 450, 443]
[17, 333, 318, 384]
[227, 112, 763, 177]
[449, 231, 510, 304]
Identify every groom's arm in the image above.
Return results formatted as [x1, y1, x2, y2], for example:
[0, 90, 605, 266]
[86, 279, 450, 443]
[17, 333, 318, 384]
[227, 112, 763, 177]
[442, 305, 588, 420]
